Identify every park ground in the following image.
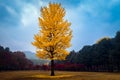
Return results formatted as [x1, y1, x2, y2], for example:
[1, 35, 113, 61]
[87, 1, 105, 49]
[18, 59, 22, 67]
[0, 70, 120, 80]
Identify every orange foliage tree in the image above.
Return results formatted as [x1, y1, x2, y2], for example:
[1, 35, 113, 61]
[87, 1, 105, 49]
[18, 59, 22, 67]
[32, 3, 72, 76]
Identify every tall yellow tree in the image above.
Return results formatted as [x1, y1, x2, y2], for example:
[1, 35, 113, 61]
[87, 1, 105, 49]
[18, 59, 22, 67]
[32, 3, 72, 76]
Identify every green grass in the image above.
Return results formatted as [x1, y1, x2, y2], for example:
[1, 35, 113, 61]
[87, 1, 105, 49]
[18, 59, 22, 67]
[0, 70, 120, 80]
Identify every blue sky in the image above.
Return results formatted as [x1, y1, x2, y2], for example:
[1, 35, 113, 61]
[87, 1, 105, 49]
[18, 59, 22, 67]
[0, 0, 120, 52]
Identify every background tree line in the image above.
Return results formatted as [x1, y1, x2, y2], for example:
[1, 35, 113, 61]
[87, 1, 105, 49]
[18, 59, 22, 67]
[0, 46, 34, 71]
[55, 31, 120, 72]
[0, 46, 50, 71]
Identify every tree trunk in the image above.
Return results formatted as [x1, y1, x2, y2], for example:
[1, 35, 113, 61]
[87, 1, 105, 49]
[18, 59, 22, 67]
[51, 59, 55, 76]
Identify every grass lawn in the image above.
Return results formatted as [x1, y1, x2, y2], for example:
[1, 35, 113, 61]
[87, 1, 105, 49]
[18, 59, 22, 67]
[0, 70, 120, 80]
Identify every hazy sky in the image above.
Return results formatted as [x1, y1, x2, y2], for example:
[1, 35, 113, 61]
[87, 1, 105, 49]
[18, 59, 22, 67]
[0, 0, 120, 52]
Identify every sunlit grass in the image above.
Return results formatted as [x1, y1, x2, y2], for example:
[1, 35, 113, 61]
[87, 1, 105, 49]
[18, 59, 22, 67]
[0, 70, 120, 80]
[31, 74, 74, 79]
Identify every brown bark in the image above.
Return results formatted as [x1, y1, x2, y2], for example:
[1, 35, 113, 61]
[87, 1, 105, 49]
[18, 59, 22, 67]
[51, 59, 55, 76]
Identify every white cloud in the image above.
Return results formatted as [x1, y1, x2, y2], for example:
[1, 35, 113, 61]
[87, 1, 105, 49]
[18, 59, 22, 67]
[21, 4, 39, 27]
[20, 0, 48, 27]
[0, 3, 17, 16]
[38, 0, 48, 7]
[6, 6, 17, 16]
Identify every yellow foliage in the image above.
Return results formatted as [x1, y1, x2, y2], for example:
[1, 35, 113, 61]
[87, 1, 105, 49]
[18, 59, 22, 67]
[32, 3, 72, 60]
[96, 37, 110, 44]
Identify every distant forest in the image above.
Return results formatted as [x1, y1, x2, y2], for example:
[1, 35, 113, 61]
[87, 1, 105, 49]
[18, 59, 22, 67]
[0, 31, 120, 72]
[0, 46, 49, 71]
[0, 47, 33, 71]
[55, 31, 120, 72]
